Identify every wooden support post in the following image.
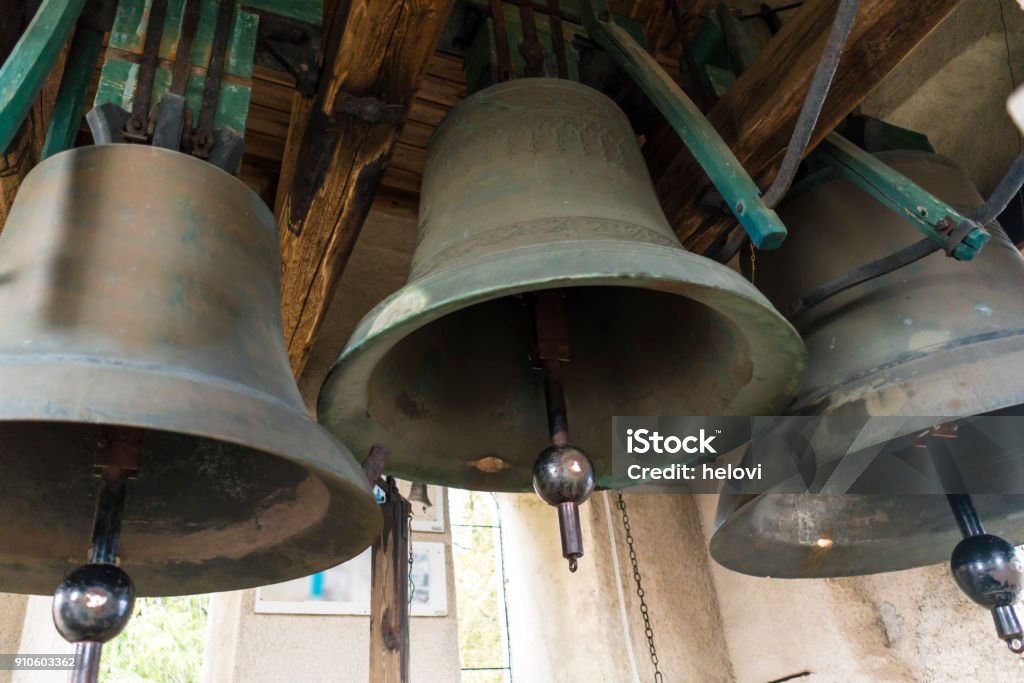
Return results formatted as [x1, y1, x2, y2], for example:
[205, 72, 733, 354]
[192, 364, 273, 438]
[275, 0, 454, 379]
[370, 478, 411, 683]
[649, 0, 964, 254]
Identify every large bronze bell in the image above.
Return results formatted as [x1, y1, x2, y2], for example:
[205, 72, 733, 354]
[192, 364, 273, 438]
[0, 145, 380, 596]
[710, 151, 1024, 578]
[318, 78, 805, 492]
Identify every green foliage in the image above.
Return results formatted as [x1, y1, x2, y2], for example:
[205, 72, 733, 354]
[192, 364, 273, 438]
[450, 489, 511, 682]
[101, 595, 210, 683]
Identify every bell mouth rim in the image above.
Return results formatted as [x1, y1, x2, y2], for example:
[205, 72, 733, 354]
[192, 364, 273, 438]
[318, 239, 807, 492]
[0, 355, 381, 597]
[709, 492, 1024, 578]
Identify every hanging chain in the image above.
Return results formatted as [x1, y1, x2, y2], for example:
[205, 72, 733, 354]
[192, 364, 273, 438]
[749, 240, 757, 285]
[407, 511, 416, 605]
[616, 492, 663, 683]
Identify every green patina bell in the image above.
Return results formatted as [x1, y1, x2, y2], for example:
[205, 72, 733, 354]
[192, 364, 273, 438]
[0, 145, 381, 596]
[711, 151, 1024, 578]
[318, 78, 805, 493]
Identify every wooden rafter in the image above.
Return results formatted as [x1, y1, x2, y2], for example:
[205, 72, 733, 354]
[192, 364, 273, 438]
[650, 0, 965, 254]
[275, 0, 454, 378]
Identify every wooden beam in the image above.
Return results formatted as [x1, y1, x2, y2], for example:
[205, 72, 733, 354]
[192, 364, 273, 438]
[651, 0, 963, 254]
[369, 479, 411, 683]
[276, 0, 454, 378]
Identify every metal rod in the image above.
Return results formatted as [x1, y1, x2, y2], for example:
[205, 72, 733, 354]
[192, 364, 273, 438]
[533, 292, 571, 445]
[921, 431, 986, 538]
[69, 643, 101, 683]
[548, 1, 569, 79]
[89, 473, 129, 565]
[739, 2, 804, 20]
[974, 153, 1024, 226]
[170, 0, 202, 96]
[758, 3, 785, 33]
[557, 501, 584, 572]
[496, 0, 580, 24]
[193, 0, 235, 156]
[519, 4, 544, 76]
[787, 238, 938, 318]
[127, 0, 170, 137]
[61, 429, 141, 683]
[761, 0, 861, 208]
[490, 0, 515, 82]
[947, 494, 986, 539]
[543, 359, 570, 446]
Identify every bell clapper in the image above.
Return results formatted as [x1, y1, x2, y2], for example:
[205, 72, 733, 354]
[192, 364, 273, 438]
[53, 428, 142, 682]
[529, 292, 596, 573]
[920, 428, 1024, 654]
[947, 492, 1024, 654]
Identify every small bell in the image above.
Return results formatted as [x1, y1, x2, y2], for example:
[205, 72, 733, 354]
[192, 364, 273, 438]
[408, 482, 433, 510]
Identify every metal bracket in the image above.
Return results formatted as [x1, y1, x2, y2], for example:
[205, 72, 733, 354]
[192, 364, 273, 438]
[86, 102, 130, 144]
[581, 0, 789, 249]
[815, 134, 990, 261]
[254, 12, 322, 97]
[333, 92, 408, 126]
[913, 422, 959, 447]
[362, 445, 392, 488]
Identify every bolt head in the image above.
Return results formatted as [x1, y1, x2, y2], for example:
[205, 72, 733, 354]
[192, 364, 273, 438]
[53, 564, 135, 644]
[951, 534, 1024, 609]
[532, 445, 595, 506]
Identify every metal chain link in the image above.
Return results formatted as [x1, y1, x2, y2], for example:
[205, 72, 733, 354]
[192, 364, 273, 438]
[407, 512, 416, 605]
[616, 492, 663, 683]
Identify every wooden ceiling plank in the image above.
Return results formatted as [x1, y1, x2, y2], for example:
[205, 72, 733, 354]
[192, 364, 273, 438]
[275, 0, 454, 378]
[652, 0, 964, 254]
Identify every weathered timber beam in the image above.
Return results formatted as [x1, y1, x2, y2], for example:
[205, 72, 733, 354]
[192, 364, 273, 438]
[369, 478, 411, 683]
[652, 0, 963, 254]
[276, 0, 454, 378]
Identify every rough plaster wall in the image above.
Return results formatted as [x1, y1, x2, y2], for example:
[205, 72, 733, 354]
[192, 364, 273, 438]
[200, 589, 243, 683]
[846, 568, 1024, 681]
[201, 491, 459, 683]
[0, 595, 26, 683]
[10, 596, 73, 683]
[695, 496, 1024, 682]
[862, 0, 1024, 194]
[298, 211, 417, 413]
[496, 492, 733, 682]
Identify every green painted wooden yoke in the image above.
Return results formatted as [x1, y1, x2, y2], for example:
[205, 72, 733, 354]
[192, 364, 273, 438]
[0, 0, 87, 154]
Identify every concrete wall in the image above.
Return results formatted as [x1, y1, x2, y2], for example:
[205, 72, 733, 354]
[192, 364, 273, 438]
[0, 595, 27, 683]
[862, 0, 1024, 195]
[693, 496, 1024, 683]
[496, 492, 733, 683]
[8, 596, 73, 683]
